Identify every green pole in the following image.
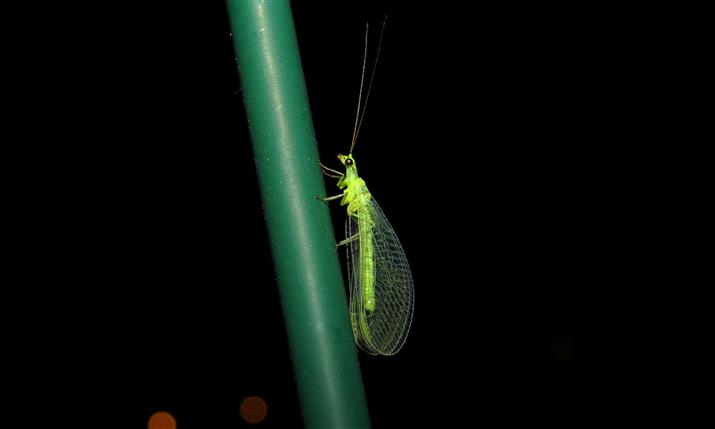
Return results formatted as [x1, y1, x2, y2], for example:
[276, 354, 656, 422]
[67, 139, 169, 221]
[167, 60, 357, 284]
[226, 1, 371, 428]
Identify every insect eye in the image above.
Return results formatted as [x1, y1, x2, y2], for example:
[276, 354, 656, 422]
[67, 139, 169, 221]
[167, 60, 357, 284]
[345, 158, 353, 166]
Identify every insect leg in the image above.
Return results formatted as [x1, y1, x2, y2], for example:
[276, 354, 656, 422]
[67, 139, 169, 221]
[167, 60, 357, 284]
[320, 193, 344, 202]
[337, 233, 360, 247]
[315, 192, 344, 206]
[318, 161, 345, 178]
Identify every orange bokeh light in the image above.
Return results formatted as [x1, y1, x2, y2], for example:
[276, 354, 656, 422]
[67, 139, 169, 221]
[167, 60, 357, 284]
[148, 411, 176, 429]
[240, 396, 268, 424]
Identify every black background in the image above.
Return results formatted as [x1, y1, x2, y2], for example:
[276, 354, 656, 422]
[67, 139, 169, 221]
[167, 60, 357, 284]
[10, 0, 669, 427]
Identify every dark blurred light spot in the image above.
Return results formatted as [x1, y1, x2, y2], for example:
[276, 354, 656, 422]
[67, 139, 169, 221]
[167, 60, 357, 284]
[148, 411, 176, 429]
[240, 396, 268, 424]
[549, 335, 576, 363]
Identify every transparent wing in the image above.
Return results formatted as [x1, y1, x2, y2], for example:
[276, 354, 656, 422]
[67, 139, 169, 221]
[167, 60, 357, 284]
[346, 198, 414, 355]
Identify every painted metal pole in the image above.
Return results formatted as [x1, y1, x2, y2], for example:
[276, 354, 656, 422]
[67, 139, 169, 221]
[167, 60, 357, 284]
[226, 1, 371, 428]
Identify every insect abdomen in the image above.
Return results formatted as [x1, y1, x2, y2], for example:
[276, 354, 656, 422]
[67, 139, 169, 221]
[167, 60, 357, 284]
[360, 221, 375, 312]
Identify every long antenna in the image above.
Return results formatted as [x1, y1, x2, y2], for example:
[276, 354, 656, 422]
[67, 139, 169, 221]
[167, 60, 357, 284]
[349, 16, 388, 155]
[350, 23, 370, 154]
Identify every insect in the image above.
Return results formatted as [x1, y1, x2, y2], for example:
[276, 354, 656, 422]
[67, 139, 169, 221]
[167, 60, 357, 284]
[319, 20, 414, 356]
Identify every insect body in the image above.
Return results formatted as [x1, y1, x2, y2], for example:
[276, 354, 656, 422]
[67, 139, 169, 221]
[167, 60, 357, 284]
[335, 154, 377, 313]
[322, 153, 414, 356]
